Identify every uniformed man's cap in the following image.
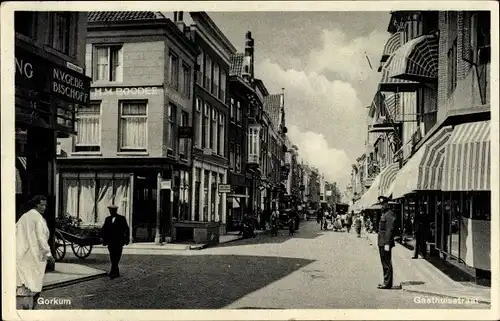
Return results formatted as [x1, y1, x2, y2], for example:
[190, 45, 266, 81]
[107, 204, 119, 209]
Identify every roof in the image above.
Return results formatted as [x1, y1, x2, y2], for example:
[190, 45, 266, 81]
[229, 53, 244, 77]
[264, 94, 282, 131]
[88, 11, 166, 23]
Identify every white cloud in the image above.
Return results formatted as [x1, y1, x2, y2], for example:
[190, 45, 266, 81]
[288, 125, 352, 189]
[307, 29, 389, 82]
[255, 28, 387, 190]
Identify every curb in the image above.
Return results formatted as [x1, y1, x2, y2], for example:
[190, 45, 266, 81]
[43, 272, 107, 291]
[401, 286, 491, 305]
[189, 231, 268, 250]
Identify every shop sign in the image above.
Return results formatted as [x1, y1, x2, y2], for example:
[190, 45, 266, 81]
[92, 86, 160, 96]
[51, 67, 90, 105]
[178, 126, 193, 139]
[218, 184, 231, 193]
[160, 180, 172, 190]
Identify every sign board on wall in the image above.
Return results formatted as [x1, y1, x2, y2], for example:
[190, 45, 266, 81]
[160, 180, 172, 190]
[218, 184, 231, 193]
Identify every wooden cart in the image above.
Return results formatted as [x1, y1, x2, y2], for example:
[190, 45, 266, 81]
[54, 228, 102, 261]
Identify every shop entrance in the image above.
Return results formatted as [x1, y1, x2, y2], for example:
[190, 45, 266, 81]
[132, 174, 157, 242]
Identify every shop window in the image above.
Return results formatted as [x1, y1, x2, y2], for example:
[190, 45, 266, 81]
[180, 62, 191, 97]
[119, 101, 147, 152]
[179, 111, 189, 159]
[168, 51, 179, 90]
[194, 169, 201, 221]
[93, 45, 123, 82]
[74, 102, 101, 152]
[50, 12, 72, 55]
[218, 174, 224, 221]
[203, 171, 209, 221]
[211, 173, 217, 221]
[15, 12, 36, 39]
[471, 192, 490, 220]
[167, 104, 177, 154]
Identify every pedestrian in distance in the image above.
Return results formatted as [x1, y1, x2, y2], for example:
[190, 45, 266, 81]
[376, 196, 397, 289]
[354, 213, 362, 237]
[346, 212, 353, 233]
[16, 195, 55, 309]
[100, 204, 130, 279]
[270, 206, 279, 236]
[288, 212, 295, 236]
[412, 209, 428, 259]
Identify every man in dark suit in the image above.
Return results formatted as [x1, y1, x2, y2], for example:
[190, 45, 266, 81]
[100, 204, 130, 279]
[413, 210, 428, 259]
[377, 196, 397, 289]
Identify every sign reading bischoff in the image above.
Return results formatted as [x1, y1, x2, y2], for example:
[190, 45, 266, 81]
[51, 68, 90, 104]
[92, 86, 161, 97]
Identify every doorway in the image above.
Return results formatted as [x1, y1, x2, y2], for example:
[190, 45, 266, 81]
[132, 174, 157, 242]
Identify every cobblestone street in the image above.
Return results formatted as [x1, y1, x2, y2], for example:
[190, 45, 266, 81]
[38, 221, 488, 309]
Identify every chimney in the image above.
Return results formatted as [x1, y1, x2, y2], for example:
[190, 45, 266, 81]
[242, 31, 254, 82]
[175, 11, 186, 34]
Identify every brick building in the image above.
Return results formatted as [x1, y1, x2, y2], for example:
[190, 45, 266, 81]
[355, 10, 491, 281]
[15, 11, 91, 257]
[57, 12, 198, 243]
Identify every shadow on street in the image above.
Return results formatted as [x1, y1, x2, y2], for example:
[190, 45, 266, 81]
[41, 254, 315, 309]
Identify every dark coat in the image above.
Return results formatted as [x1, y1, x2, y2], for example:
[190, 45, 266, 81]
[377, 209, 396, 247]
[100, 214, 130, 247]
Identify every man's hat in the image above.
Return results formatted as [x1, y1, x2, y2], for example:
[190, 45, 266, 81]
[377, 195, 391, 204]
[107, 204, 119, 209]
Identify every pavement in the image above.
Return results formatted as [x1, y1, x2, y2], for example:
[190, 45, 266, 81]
[37, 220, 490, 309]
[363, 232, 491, 304]
[43, 263, 107, 291]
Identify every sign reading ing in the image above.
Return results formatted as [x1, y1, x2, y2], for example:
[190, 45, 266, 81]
[218, 184, 231, 193]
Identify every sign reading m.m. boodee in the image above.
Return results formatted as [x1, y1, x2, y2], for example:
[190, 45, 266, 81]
[51, 67, 91, 105]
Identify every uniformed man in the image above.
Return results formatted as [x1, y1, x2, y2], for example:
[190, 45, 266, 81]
[377, 195, 397, 289]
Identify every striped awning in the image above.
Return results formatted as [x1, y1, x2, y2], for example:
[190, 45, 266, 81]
[389, 34, 439, 82]
[391, 126, 454, 199]
[378, 32, 402, 71]
[383, 93, 399, 120]
[357, 163, 400, 209]
[378, 53, 420, 92]
[441, 121, 490, 191]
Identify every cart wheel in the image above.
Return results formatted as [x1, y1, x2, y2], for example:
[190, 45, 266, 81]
[71, 243, 93, 259]
[54, 230, 66, 262]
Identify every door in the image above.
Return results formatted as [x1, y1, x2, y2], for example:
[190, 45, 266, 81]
[133, 175, 157, 242]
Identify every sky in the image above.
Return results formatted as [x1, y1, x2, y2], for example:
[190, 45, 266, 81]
[209, 11, 391, 190]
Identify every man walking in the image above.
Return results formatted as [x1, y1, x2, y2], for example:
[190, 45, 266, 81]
[377, 196, 396, 289]
[100, 204, 130, 279]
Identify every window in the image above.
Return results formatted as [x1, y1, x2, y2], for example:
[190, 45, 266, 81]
[169, 52, 179, 90]
[248, 127, 260, 164]
[15, 12, 36, 38]
[230, 98, 235, 122]
[235, 144, 241, 172]
[50, 12, 72, 54]
[93, 45, 123, 82]
[236, 101, 241, 124]
[220, 71, 227, 103]
[119, 101, 147, 152]
[167, 104, 176, 153]
[203, 103, 210, 149]
[447, 38, 458, 96]
[205, 55, 212, 92]
[211, 108, 218, 151]
[179, 111, 189, 158]
[75, 102, 101, 152]
[195, 98, 202, 148]
[230, 143, 235, 170]
[213, 63, 220, 98]
[197, 51, 204, 85]
[218, 114, 225, 156]
[180, 63, 191, 97]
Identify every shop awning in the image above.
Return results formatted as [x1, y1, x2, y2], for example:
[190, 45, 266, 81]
[378, 53, 420, 93]
[383, 93, 399, 120]
[441, 121, 490, 191]
[358, 163, 400, 209]
[391, 126, 454, 199]
[378, 32, 402, 71]
[389, 34, 439, 82]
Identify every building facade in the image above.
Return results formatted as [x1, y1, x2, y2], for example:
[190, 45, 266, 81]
[57, 12, 198, 243]
[15, 12, 91, 257]
[178, 12, 235, 235]
[355, 10, 491, 281]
